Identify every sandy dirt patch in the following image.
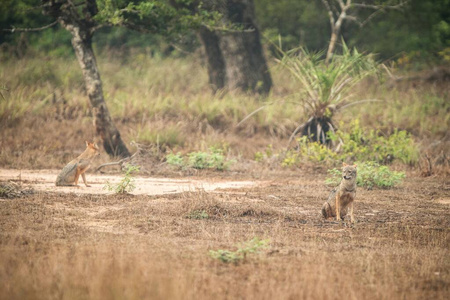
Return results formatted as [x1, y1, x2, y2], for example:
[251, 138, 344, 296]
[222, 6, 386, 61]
[0, 169, 259, 195]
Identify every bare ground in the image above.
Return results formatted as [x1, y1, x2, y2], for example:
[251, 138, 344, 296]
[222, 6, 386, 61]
[0, 169, 258, 195]
[0, 170, 449, 300]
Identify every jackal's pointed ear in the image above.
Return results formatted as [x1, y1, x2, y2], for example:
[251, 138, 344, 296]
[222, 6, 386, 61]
[353, 164, 357, 168]
[85, 140, 90, 146]
[342, 162, 348, 167]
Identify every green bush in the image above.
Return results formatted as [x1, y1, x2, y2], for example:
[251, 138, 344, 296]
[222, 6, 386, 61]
[325, 161, 406, 189]
[282, 119, 419, 167]
[209, 237, 270, 264]
[330, 120, 419, 165]
[165, 153, 184, 167]
[166, 148, 235, 171]
[282, 136, 337, 167]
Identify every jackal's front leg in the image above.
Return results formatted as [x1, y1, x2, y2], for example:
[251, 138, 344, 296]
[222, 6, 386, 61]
[74, 169, 81, 186]
[81, 172, 91, 187]
[335, 194, 340, 221]
[350, 202, 355, 223]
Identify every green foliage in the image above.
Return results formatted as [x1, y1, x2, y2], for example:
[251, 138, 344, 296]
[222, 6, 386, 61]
[3, 0, 449, 65]
[186, 210, 209, 220]
[104, 164, 140, 194]
[282, 120, 419, 167]
[165, 152, 184, 167]
[278, 44, 379, 118]
[189, 148, 235, 170]
[96, 0, 221, 37]
[166, 148, 235, 171]
[329, 120, 419, 165]
[326, 161, 406, 189]
[209, 237, 270, 264]
[256, 0, 328, 51]
[353, 0, 450, 65]
[282, 136, 337, 167]
[241, 44, 381, 145]
[257, 0, 450, 64]
[254, 144, 277, 162]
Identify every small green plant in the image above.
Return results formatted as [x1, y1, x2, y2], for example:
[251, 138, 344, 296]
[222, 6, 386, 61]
[209, 237, 270, 264]
[104, 164, 140, 194]
[254, 144, 276, 162]
[186, 210, 209, 220]
[188, 151, 212, 169]
[326, 161, 406, 189]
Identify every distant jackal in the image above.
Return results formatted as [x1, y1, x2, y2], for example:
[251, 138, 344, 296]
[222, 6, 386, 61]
[55, 141, 100, 187]
[322, 163, 357, 222]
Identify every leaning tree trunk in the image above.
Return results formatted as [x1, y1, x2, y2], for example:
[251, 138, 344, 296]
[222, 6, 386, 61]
[326, 28, 339, 64]
[63, 23, 130, 157]
[198, 0, 272, 95]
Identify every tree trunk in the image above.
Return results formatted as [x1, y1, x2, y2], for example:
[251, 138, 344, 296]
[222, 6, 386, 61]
[198, 0, 272, 95]
[198, 26, 226, 92]
[63, 23, 130, 157]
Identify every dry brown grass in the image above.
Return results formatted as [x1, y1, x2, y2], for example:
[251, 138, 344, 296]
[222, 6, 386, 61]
[1, 54, 448, 173]
[1, 174, 448, 300]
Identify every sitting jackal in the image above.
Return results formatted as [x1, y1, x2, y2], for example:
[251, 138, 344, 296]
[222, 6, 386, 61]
[322, 163, 357, 223]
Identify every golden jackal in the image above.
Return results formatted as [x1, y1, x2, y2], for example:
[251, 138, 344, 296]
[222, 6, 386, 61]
[55, 141, 100, 187]
[322, 163, 357, 222]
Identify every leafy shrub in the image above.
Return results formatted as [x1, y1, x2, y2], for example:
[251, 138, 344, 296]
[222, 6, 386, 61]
[104, 164, 140, 194]
[282, 119, 419, 167]
[282, 136, 337, 167]
[329, 120, 419, 165]
[165, 153, 184, 167]
[166, 147, 235, 171]
[325, 161, 406, 189]
[209, 237, 270, 264]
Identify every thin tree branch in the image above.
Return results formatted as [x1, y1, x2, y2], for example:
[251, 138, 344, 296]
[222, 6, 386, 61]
[90, 23, 110, 34]
[321, 0, 336, 29]
[337, 0, 346, 10]
[2, 20, 58, 32]
[344, 15, 362, 26]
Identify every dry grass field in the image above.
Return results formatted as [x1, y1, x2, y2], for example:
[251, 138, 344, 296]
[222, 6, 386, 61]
[0, 171, 449, 299]
[0, 52, 449, 299]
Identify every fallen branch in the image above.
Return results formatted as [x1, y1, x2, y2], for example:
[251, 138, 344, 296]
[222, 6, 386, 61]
[96, 150, 139, 172]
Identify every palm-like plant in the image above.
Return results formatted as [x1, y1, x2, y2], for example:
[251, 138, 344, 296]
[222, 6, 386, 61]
[278, 43, 380, 146]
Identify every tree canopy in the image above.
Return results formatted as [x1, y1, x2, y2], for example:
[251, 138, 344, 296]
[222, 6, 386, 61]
[1, 0, 449, 66]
